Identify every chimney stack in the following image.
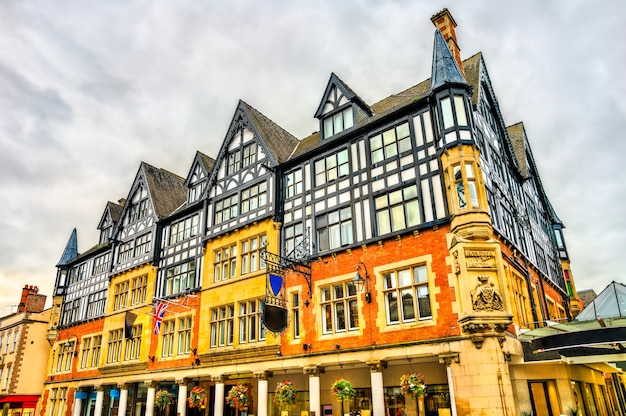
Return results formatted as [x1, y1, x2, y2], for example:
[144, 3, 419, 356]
[18, 285, 44, 313]
[431, 8, 465, 78]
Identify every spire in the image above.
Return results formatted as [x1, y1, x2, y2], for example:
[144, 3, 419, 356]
[430, 29, 467, 91]
[57, 228, 78, 267]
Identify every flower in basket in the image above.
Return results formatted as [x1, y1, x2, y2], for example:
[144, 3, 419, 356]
[274, 380, 297, 406]
[155, 389, 174, 409]
[400, 373, 426, 399]
[331, 379, 356, 402]
[225, 384, 249, 409]
[188, 386, 207, 409]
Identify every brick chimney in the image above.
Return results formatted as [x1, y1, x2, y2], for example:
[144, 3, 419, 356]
[17, 285, 45, 313]
[431, 8, 465, 78]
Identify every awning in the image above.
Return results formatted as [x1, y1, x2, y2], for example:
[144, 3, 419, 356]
[0, 395, 40, 408]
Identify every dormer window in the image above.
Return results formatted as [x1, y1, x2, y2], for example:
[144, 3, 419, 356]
[323, 106, 354, 139]
[189, 181, 206, 204]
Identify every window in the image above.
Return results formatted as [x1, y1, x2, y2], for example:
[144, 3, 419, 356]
[453, 163, 479, 210]
[11, 330, 18, 351]
[241, 235, 266, 275]
[86, 291, 106, 318]
[241, 181, 267, 214]
[80, 337, 91, 369]
[129, 198, 149, 223]
[370, 123, 411, 164]
[113, 281, 130, 311]
[93, 254, 110, 274]
[320, 282, 359, 334]
[177, 317, 192, 354]
[315, 149, 349, 186]
[161, 320, 175, 357]
[99, 225, 113, 245]
[118, 241, 133, 263]
[69, 263, 87, 284]
[284, 223, 304, 257]
[210, 305, 234, 347]
[316, 207, 353, 252]
[170, 215, 200, 244]
[227, 150, 241, 175]
[214, 245, 236, 282]
[214, 195, 239, 224]
[130, 275, 148, 305]
[4, 332, 10, 353]
[383, 265, 431, 325]
[2, 365, 9, 389]
[90, 336, 102, 368]
[323, 107, 354, 138]
[188, 165, 207, 203]
[238, 300, 264, 344]
[292, 292, 301, 339]
[440, 95, 468, 130]
[165, 260, 196, 295]
[124, 325, 142, 361]
[134, 233, 152, 257]
[48, 387, 67, 416]
[106, 329, 123, 364]
[375, 185, 420, 235]
[189, 181, 206, 203]
[285, 169, 303, 199]
[242, 143, 257, 168]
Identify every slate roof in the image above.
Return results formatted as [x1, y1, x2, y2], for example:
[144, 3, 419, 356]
[57, 228, 78, 267]
[241, 100, 300, 164]
[141, 162, 187, 219]
[197, 151, 216, 173]
[507, 122, 529, 178]
[431, 29, 467, 90]
[107, 201, 124, 224]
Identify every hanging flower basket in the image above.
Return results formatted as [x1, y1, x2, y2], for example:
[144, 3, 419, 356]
[188, 385, 207, 409]
[274, 380, 297, 406]
[400, 373, 426, 399]
[155, 389, 174, 409]
[331, 379, 356, 402]
[226, 384, 249, 409]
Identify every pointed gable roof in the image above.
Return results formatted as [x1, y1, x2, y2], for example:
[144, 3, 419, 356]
[507, 122, 530, 178]
[314, 72, 372, 119]
[430, 29, 467, 90]
[97, 201, 124, 230]
[141, 162, 186, 219]
[184, 151, 216, 188]
[57, 228, 78, 267]
[240, 101, 300, 163]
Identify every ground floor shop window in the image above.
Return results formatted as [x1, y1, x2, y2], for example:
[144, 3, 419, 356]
[384, 385, 450, 416]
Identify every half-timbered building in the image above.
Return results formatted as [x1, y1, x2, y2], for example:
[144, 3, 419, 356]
[40, 8, 623, 416]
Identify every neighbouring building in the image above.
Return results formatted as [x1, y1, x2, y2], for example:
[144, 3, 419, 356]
[40, 8, 625, 416]
[0, 286, 51, 416]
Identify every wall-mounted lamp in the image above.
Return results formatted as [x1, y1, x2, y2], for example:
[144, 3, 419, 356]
[303, 343, 312, 352]
[191, 348, 197, 355]
[353, 262, 371, 303]
[149, 355, 155, 362]
[64, 335, 79, 357]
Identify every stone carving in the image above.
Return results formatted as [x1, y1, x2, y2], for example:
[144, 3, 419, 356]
[471, 275, 504, 312]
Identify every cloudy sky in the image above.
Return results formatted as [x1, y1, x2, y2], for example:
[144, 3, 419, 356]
[1, 1, 624, 315]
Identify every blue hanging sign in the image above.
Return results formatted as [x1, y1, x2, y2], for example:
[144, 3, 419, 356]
[269, 273, 283, 296]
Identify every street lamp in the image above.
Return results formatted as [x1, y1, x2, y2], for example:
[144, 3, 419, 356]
[64, 335, 79, 357]
[353, 262, 371, 303]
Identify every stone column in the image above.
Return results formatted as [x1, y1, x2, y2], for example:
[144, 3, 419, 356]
[254, 371, 273, 416]
[145, 381, 158, 416]
[72, 391, 83, 416]
[212, 376, 226, 416]
[118, 384, 129, 416]
[93, 386, 105, 416]
[304, 366, 323, 416]
[439, 353, 459, 416]
[367, 361, 386, 416]
[177, 379, 188, 416]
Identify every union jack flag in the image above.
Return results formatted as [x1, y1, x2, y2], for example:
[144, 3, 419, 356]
[153, 302, 168, 335]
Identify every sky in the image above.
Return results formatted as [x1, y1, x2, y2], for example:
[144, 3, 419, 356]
[1, 0, 625, 315]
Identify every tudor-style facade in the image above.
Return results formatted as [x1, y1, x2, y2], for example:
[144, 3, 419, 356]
[39, 8, 623, 416]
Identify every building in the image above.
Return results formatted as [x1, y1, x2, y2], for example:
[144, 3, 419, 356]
[0, 286, 51, 416]
[41, 8, 623, 416]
